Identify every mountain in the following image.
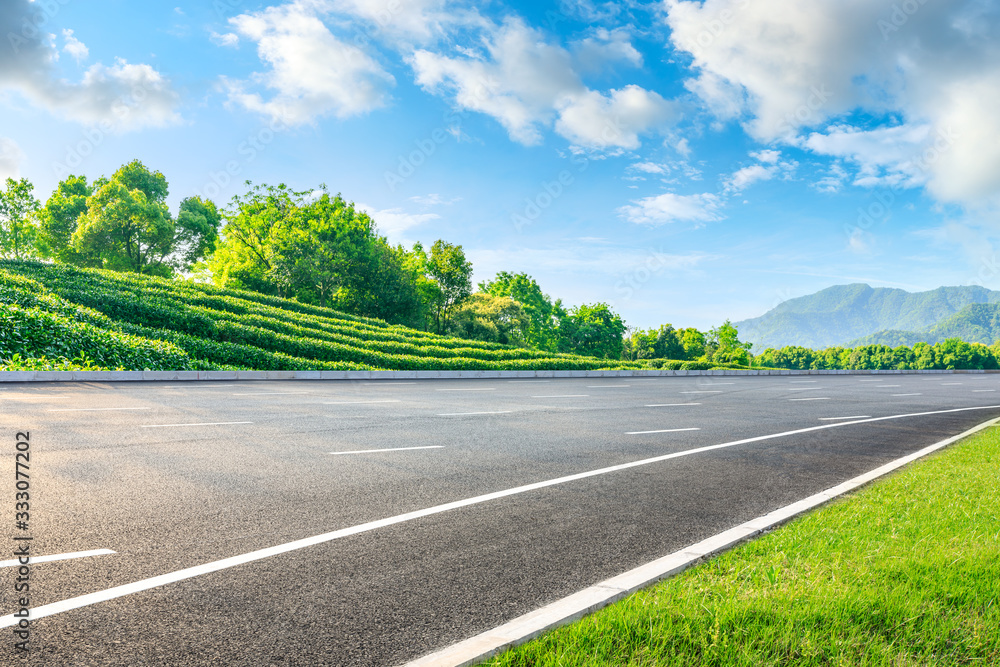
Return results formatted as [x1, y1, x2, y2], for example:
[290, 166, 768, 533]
[847, 303, 1000, 347]
[735, 284, 1000, 350]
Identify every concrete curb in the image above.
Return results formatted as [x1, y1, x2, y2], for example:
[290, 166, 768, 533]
[0, 368, 996, 382]
[401, 416, 1000, 667]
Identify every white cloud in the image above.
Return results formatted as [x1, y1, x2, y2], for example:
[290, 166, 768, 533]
[618, 192, 723, 226]
[750, 149, 780, 164]
[62, 29, 89, 62]
[802, 123, 933, 189]
[410, 18, 673, 148]
[812, 162, 849, 193]
[210, 31, 240, 47]
[725, 164, 776, 193]
[409, 193, 459, 206]
[225, 0, 395, 124]
[330, 0, 482, 44]
[630, 162, 668, 175]
[665, 0, 1000, 208]
[357, 204, 439, 238]
[847, 228, 873, 254]
[572, 27, 642, 72]
[0, 138, 25, 180]
[0, 1, 180, 130]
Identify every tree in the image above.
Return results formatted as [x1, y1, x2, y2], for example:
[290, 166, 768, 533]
[479, 272, 564, 351]
[427, 240, 472, 333]
[447, 293, 529, 345]
[70, 161, 219, 276]
[679, 327, 706, 360]
[35, 175, 96, 265]
[399, 242, 442, 331]
[557, 303, 626, 359]
[0, 178, 40, 260]
[707, 320, 753, 366]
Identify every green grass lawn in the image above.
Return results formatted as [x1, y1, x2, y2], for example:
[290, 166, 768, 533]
[486, 427, 1000, 666]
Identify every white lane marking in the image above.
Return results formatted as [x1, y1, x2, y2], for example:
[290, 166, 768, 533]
[0, 549, 115, 568]
[323, 400, 401, 405]
[893, 393, 922, 396]
[788, 387, 820, 391]
[232, 392, 310, 396]
[405, 416, 1000, 667]
[437, 411, 512, 416]
[789, 397, 830, 401]
[9, 404, 999, 630]
[973, 389, 996, 393]
[435, 388, 496, 392]
[0, 395, 70, 400]
[329, 446, 444, 455]
[508, 380, 550, 383]
[877, 385, 901, 387]
[646, 403, 702, 407]
[531, 395, 589, 398]
[47, 407, 151, 412]
[167, 385, 236, 389]
[627, 428, 701, 435]
[857, 379, 885, 382]
[681, 391, 722, 394]
[364, 382, 416, 385]
[818, 416, 871, 421]
[704, 383, 735, 385]
[586, 385, 631, 388]
[942, 383, 963, 385]
[789, 381, 817, 383]
[141, 422, 253, 429]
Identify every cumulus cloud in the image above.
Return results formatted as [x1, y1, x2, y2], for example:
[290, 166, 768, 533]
[329, 0, 482, 44]
[572, 27, 642, 72]
[618, 192, 723, 226]
[210, 31, 240, 47]
[0, 0, 180, 130]
[665, 0, 1000, 208]
[61, 29, 89, 62]
[725, 164, 776, 193]
[410, 18, 674, 148]
[225, 0, 395, 124]
[0, 138, 25, 180]
[357, 204, 439, 238]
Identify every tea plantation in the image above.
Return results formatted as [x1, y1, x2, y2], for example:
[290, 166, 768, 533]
[0, 261, 646, 372]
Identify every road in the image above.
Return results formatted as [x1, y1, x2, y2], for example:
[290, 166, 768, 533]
[1, 374, 998, 665]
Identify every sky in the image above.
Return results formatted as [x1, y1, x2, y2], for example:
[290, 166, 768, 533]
[2, 0, 999, 331]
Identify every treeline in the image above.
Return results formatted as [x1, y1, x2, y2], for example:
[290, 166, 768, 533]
[0, 163, 632, 360]
[755, 339, 1000, 370]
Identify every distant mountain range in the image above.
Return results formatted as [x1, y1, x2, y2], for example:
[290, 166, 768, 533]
[735, 284, 1000, 350]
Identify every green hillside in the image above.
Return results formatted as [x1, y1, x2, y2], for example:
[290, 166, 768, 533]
[736, 283, 1000, 349]
[848, 303, 1000, 347]
[0, 261, 640, 372]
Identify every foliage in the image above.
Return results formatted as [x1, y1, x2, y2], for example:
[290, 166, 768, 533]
[479, 272, 564, 351]
[557, 303, 626, 360]
[0, 178, 40, 260]
[427, 239, 472, 333]
[34, 174, 96, 265]
[447, 293, 529, 345]
[707, 319, 753, 366]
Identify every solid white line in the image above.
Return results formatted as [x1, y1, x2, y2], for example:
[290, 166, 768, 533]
[47, 407, 151, 412]
[232, 392, 310, 396]
[405, 415, 1000, 667]
[877, 385, 901, 387]
[508, 380, 550, 383]
[364, 382, 416, 385]
[627, 428, 701, 435]
[437, 411, 512, 416]
[680, 391, 721, 394]
[0, 549, 115, 568]
[330, 446, 444, 455]
[942, 383, 963, 385]
[705, 383, 735, 385]
[857, 379, 885, 382]
[893, 393, 922, 396]
[787, 387, 820, 391]
[789, 397, 830, 401]
[141, 422, 253, 429]
[789, 381, 817, 383]
[531, 395, 589, 398]
[168, 385, 236, 389]
[323, 400, 401, 405]
[818, 416, 871, 421]
[586, 385, 630, 388]
[7, 404, 999, 630]
[972, 390, 996, 393]
[436, 388, 496, 392]
[646, 403, 701, 407]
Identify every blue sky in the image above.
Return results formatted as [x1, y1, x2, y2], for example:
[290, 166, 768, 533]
[2, 0, 999, 330]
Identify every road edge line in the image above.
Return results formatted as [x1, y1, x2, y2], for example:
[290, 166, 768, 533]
[401, 416, 1000, 667]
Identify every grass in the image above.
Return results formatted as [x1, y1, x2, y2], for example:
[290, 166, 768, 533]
[485, 426, 1000, 666]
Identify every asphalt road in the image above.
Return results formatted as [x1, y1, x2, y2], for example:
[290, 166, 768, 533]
[2, 374, 999, 666]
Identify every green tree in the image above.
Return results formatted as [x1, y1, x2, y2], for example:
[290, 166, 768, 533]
[0, 178, 40, 260]
[557, 303, 626, 360]
[447, 293, 529, 345]
[679, 327, 706, 360]
[174, 197, 221, 271]
[479, 272, 564, 350]
[35, 175, 96, 265]
[427, 240, 472, 333]
[707, 320, 753, 366]
[399, 242, 442, 330]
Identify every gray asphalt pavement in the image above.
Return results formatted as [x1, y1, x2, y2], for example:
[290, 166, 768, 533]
[2, 374, 999, 665]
